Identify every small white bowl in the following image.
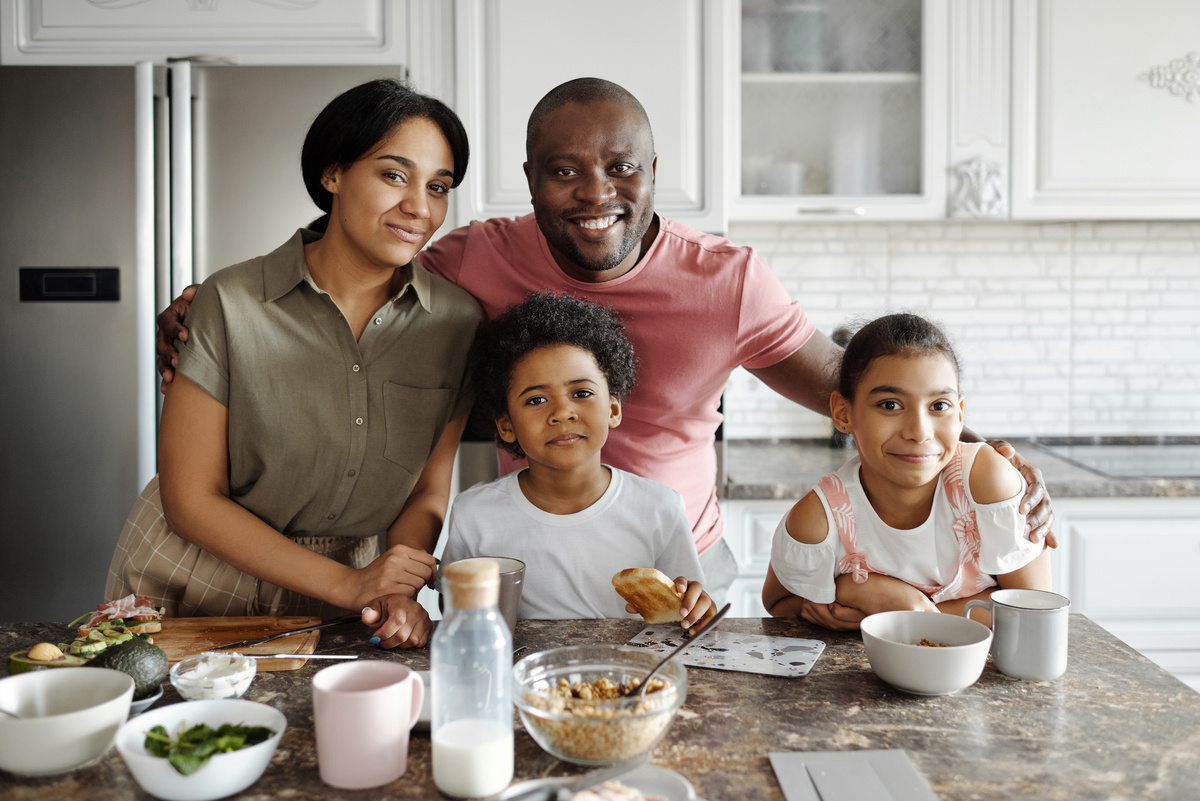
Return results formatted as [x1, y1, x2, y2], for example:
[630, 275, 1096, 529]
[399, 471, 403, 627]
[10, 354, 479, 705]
[169, 652, 256, 701]
[860, 610, 993, 696]
[0, 667, 134, 775]
[116, 698, 286, 801]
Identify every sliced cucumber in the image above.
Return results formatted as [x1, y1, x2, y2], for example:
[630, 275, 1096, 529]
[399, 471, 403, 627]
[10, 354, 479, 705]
[69, 639, 110, 656]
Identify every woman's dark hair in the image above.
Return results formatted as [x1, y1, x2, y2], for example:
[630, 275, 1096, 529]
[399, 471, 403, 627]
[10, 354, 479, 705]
[471, 292, 638, 458]
[301, 78, 469, 232]
[838, 312, 962, 400]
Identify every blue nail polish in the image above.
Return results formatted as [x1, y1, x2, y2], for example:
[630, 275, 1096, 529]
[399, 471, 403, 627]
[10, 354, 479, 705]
[369, 636, 381, 645]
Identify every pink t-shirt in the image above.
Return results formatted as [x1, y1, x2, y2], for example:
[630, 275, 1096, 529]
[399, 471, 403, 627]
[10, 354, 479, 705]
[419, 213, 814, 553]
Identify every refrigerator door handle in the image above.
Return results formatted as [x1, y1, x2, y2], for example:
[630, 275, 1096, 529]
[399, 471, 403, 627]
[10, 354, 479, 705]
[169, 60, 193, 299]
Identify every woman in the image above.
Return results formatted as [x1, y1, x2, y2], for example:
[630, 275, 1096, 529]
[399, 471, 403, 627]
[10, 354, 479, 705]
[106, 79, 480, 649]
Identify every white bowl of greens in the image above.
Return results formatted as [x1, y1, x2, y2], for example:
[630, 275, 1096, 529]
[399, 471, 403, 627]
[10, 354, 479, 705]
[115, 698, 285, 801]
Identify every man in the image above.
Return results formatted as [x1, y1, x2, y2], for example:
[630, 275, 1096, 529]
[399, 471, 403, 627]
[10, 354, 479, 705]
[157, 78, 1055, 622]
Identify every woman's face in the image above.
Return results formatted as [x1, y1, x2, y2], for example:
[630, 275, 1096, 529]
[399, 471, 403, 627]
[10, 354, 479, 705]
[322, 117, 454, 269]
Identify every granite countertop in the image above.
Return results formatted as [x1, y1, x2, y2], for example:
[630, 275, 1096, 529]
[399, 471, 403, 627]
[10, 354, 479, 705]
[723, 437, 1200, 500]
[3, 616, 1199, 800]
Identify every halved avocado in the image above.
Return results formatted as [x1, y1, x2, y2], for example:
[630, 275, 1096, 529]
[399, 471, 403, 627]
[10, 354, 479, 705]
[7, 650, 88, 674]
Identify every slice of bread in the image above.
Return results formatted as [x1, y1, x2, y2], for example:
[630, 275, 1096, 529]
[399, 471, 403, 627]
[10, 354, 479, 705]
[612, 568, 683, 624]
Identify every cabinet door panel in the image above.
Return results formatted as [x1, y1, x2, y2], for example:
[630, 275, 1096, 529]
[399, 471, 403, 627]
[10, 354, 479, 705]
[454, 0, 725, 232]
[1071, 518, 1200, 618]
[1011, 0, 1200, 218]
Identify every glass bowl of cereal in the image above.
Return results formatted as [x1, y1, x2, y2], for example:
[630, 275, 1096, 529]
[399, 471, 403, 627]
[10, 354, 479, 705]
[512, 645, 686, 766]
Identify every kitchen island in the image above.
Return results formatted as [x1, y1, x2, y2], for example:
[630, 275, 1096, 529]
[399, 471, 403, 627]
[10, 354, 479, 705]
[2, 615, 1197, 800]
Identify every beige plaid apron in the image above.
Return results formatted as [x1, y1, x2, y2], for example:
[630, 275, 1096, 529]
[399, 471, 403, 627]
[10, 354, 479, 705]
[105, 476, 379, 619]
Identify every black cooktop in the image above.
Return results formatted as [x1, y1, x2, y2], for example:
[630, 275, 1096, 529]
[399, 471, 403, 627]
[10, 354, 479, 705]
[1037, 443, 1200, 479]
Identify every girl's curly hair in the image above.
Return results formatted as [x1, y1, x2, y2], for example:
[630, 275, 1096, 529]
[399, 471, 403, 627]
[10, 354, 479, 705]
[471, 292, 638, 458]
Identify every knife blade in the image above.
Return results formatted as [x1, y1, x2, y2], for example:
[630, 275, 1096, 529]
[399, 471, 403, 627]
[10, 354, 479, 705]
[249, 653, 359, 661]
[208, 613, 360, 651]
[499, 755, 649, 801]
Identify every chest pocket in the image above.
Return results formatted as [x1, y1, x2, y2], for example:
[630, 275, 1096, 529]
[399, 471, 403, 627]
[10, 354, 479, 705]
[382, 382, 455, 475]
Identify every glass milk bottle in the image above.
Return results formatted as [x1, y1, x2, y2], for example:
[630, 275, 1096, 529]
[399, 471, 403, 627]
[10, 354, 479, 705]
[431, 559, 514, 797]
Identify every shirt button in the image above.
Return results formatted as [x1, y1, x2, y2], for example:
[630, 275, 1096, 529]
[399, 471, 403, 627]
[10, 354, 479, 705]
[352, 364, 361, 372]
[355, 417, 364, 426]
[327, 513, 335, 520]
[348, 469, 356, 477]
[374, 317, 383, 325]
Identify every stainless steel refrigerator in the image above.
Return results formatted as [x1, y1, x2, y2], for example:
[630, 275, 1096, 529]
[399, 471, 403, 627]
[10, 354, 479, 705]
[0, 63, 391, 622]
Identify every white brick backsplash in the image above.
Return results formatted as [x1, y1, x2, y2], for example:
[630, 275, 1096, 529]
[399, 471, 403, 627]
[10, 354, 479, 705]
[726, 221, 1200, 439]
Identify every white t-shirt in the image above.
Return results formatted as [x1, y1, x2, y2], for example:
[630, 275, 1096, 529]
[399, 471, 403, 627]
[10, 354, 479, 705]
[770, 448, 1041, 604]
[443, 467, 704, 619]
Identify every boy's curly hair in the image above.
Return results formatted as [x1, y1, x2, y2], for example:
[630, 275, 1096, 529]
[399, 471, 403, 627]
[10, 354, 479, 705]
[471, 292, 638, 458]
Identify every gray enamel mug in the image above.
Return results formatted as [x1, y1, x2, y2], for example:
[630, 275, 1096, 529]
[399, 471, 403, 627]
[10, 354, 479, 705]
[964, 589, 1070, 681]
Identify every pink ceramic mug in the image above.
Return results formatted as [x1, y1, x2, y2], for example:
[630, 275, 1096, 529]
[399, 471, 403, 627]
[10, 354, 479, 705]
[312, 661, 424, 789]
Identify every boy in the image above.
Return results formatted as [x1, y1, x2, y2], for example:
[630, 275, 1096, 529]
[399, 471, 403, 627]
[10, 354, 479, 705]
[443, 292, 713, 628]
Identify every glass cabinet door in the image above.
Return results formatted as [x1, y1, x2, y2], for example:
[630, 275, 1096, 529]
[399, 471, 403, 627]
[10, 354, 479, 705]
[730, 0, 947, 220]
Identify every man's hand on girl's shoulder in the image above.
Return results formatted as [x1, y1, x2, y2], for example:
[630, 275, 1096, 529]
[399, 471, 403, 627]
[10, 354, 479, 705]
[987, 439, 1058, 550]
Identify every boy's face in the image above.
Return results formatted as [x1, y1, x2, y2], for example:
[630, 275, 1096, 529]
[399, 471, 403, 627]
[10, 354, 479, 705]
[496, 344, 622, 474]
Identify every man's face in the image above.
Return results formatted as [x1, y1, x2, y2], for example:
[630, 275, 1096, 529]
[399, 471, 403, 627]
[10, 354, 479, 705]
[524, 99, 657, 282]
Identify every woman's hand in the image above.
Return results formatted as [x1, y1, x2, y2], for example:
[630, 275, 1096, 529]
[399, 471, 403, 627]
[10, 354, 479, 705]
[349, 544, 437, 611]
[361, 596, 432, 649]
[156, 284, 198, 393]
[988, 439, 1058, 549]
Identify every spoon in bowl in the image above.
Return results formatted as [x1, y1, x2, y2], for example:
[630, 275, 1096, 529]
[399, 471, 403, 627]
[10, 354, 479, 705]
[623, 602, 731, 698]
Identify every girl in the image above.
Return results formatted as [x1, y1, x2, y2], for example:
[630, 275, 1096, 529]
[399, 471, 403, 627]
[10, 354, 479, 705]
[106, 79, 481, 648]
[762, 313, 1050, 627]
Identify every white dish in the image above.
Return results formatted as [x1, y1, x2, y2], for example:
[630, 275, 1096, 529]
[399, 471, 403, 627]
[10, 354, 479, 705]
[0, 667, 134, 776]
[116, 698, 285, 801]
[414, 670, 431, 731]
[130, 685, 164, 715]
[497, 765, 696, 801]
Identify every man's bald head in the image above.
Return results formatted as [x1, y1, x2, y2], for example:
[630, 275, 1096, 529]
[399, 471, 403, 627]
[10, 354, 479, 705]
[526, 77, 654, 160]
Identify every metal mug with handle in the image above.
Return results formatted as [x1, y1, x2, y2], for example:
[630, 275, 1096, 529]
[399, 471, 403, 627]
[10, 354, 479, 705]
[964, 589, 1070, 681]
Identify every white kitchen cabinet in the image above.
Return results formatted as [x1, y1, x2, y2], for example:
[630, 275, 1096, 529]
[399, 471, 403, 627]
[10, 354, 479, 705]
[0, 0, 407, 65]
[1010, 0, 1200, 219]
[721, 500, 793, 617]
[452, 0, 727, 233]
[1054, 498, 1200, 693]
[728, 0, 949, 222]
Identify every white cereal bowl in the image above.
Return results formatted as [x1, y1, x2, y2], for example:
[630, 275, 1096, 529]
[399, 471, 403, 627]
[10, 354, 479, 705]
[860, 611, 993, 696]
[116, 698, 286, 801]
[0, 667, 135, 775]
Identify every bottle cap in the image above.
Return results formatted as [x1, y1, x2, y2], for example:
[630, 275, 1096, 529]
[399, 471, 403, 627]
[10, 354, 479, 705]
[443, 558, 500, 610]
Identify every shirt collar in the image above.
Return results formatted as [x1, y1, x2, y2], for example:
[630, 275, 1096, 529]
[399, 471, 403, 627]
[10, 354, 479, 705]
[263, 227, 434, 313]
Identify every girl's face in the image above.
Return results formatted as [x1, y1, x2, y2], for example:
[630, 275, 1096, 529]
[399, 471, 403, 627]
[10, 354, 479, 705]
[321, 117, 454, 270]
[832, 352, 964, 493]
[496, 344, 622, 475]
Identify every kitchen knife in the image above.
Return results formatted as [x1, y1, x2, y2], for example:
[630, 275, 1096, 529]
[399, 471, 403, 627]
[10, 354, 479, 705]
[208, 613, 361, 651]
[249, 653, 359, 661]
[499, 755, 649, 801]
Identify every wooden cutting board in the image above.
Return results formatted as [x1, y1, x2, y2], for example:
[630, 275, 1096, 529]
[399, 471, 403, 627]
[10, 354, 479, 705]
[152, 616, 323, 671]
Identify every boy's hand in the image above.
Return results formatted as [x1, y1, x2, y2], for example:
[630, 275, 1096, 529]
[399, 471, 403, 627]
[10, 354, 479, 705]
[675, 577, 713, 630]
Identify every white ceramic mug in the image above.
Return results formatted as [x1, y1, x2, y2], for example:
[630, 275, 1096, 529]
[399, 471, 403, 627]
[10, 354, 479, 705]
[439, 556, 525, 635]
[964, 589, 1070, 681]
[312, 661, 424, 789]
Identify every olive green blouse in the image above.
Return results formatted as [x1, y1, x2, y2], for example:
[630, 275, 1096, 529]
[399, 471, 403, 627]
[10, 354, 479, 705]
[176, 229, 481, 543]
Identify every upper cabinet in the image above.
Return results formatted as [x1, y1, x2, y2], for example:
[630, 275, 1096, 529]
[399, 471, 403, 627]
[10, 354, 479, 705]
[729, 0, 948, 222]
[0, 0, 407, 65]
[452, 0, 727, 233]
[1010, 0, 1200, 219]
